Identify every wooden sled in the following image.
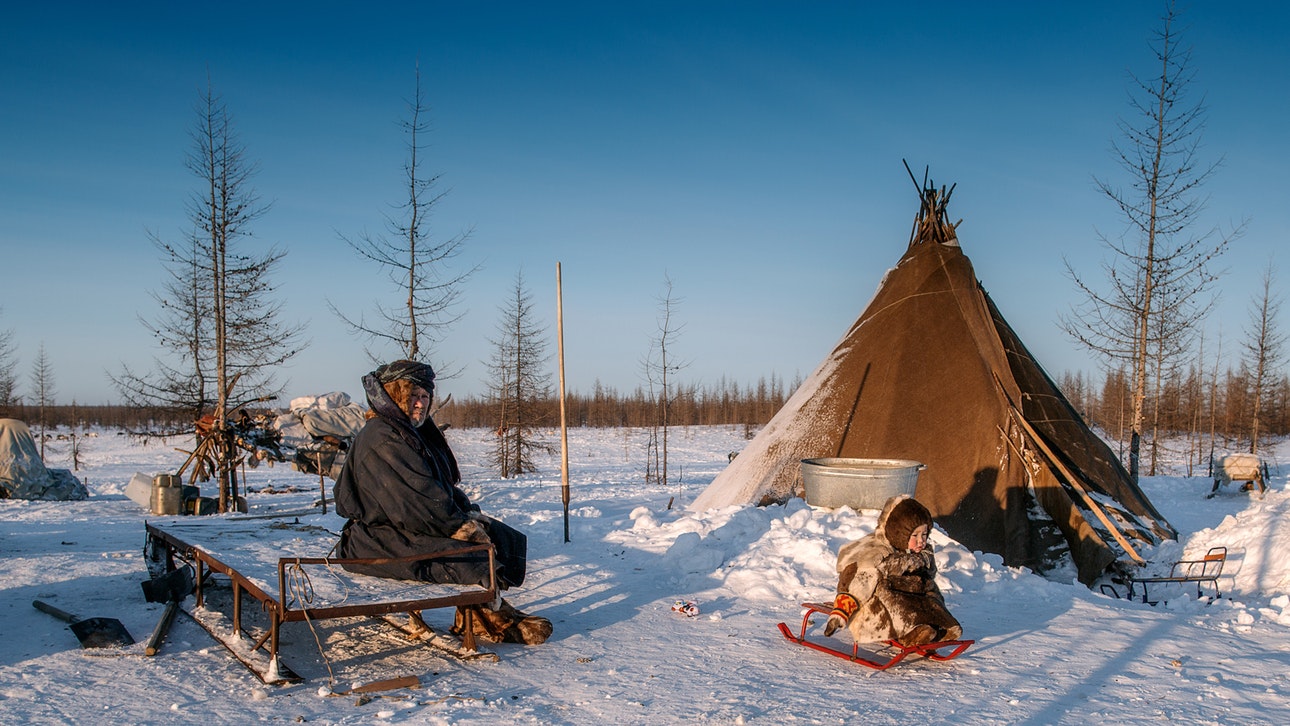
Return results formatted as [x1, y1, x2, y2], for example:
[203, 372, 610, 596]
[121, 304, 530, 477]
[180, 597, 303, 685]
[777, 602, 973, 670]
[144, 517, 498, 685]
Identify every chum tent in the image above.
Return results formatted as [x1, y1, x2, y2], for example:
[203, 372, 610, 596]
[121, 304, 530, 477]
[691, 181, 1175, 585]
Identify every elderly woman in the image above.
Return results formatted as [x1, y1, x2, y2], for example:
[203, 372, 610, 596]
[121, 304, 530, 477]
[334, 360, 550, 644]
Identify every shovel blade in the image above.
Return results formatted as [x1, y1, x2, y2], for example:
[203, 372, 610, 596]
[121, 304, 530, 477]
[69, 617, 135, 649]
[141, 565, 195, 604]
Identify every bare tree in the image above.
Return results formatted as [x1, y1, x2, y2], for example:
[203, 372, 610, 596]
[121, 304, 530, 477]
[484, 271, 553, 478]
[114, 80, 306, 511]
[1205, 329, 1223, 469]
[0, 308, 17, 410]
[67, 400, 87, 472]
[1242, 262, 1285, 454]
[1061, 0, 1235, 482]
[332, 64, 477, 365]
[196, 81, 306, 511]
[642, 274, 688, 497]
[28, 343, 55, 460]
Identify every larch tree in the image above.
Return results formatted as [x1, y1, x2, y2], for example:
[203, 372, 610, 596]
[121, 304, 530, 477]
[113, 80, 306, 511]
[1061, 0, 1235, 482]
[1242, 262, 1285, 454]
[641, 274, 687, 496]
[332, 64, 477, 366]
[194, 81, 306, 512]
[0, 309, 18, 411]
[484, 271, 553, 478]
[28, 342, 55, 460]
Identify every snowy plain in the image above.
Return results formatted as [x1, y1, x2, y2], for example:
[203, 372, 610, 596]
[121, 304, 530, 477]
[2, 424, 1288, 725]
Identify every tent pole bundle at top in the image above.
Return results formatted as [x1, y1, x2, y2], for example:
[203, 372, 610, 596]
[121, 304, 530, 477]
[693, 172, 1175, 586]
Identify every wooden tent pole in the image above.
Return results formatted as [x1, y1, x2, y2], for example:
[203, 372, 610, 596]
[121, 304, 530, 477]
[557, 262, 571, 543]
[1006, 407, 1145, 565]
[991, 373, 1145, 565]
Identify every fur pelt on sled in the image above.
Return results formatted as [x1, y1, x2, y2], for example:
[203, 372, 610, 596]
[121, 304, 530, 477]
[451, 599, 553, 645]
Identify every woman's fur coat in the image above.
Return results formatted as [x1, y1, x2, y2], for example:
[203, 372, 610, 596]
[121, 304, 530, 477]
[825, 495, 962, 646]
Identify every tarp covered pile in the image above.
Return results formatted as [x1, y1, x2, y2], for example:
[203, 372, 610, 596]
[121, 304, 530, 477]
[274, 392, 366, 479]
[0, 418, 88, 500]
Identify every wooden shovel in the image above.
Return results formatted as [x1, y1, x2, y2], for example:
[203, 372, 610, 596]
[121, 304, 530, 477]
[33, 600, 135, 649]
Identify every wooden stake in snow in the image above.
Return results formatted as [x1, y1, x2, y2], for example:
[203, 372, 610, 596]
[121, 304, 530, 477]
[557, 262, 571, 543]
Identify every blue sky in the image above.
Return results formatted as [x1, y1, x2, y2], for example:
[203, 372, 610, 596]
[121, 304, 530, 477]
[2, 2, 1286, 406]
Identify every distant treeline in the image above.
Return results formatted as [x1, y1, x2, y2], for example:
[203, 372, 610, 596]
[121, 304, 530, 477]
[436, 376, 799, 431]
[0, 375, 800, 434]
[5, 367, 1287, 452]
[0, 402, 195, 432]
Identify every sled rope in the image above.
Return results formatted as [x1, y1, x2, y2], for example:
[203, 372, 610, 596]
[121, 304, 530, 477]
[286, 559, 337, 686]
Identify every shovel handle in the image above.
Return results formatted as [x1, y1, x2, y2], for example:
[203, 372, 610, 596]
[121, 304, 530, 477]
[33, 600, 79, 624]
[145, 600, 181, 656]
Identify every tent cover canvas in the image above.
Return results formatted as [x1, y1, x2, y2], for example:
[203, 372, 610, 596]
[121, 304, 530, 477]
[691, 184, 1175, 585]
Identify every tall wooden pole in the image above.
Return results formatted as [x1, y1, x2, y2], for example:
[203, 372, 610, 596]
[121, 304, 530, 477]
[557, 262, 571, 543]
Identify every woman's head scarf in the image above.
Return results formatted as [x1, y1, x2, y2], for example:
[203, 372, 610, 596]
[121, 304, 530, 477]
[374, 360, 436, 393]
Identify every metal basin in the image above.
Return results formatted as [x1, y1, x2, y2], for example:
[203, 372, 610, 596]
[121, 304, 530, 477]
[800, 458, 925, 510]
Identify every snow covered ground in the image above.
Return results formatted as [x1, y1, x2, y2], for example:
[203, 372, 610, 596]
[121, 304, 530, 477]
[2, 425, 1288, 725]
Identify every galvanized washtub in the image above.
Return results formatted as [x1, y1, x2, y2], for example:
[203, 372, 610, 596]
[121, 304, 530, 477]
[799, 458, 925, 510]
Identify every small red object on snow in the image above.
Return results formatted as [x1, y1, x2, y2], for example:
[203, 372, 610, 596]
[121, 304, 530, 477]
[670, 600, 700, 617]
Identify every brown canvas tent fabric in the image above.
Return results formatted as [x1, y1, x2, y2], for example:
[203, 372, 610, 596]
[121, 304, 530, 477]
[691, 185, 1175, 585]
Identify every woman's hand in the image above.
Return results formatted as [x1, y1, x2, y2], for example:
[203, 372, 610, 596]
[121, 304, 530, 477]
[451, 519, 491, 544]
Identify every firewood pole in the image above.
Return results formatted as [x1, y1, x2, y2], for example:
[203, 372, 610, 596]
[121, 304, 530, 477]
[557, 262, 571, 543]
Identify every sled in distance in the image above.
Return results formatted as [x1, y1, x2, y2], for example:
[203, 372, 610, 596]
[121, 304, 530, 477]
[777, 602, 972, 670]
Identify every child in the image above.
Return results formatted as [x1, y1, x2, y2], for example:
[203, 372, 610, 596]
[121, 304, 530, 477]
[824, 494, 962, 646]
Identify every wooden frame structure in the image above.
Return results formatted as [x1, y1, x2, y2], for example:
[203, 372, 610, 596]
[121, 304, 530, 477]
[144, 516, 497, 684]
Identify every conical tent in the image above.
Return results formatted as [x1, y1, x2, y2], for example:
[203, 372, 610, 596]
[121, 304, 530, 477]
[692, 183, 1175, 585]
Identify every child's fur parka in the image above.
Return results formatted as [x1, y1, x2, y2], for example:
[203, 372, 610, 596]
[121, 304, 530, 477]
[825, 495, 962, 646]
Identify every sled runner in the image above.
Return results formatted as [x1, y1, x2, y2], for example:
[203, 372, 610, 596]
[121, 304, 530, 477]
[378, 612, 499, 663]
[777, 602, 973, 670]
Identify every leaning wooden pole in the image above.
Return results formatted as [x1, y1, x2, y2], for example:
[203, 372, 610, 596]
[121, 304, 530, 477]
[1011, 407, 1146, 565]
[992, 373, 1146, 565]
[557, 262, 571, 543]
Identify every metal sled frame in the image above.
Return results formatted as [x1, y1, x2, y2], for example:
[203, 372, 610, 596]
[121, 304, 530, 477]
[144, 517, 497, 684]
[1102, 546, 1227, 605]
[777, 602, 973, 670]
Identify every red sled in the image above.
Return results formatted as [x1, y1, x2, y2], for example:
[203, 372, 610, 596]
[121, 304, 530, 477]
[777, 602, 973, 670]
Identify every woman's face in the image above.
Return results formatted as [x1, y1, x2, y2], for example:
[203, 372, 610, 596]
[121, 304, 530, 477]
[907, 524, 931, 553]
[408, 385, 432, 427]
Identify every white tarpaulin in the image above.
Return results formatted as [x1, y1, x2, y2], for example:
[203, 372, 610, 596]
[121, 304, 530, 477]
[0, 418, 88, 500]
